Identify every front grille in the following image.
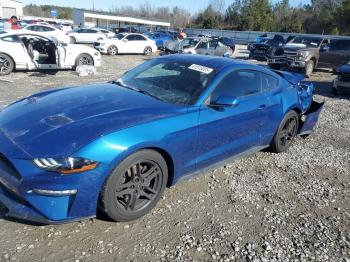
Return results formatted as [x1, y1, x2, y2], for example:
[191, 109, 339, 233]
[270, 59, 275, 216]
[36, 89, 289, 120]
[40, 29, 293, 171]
[339, 74, 350, 82]
[0, 154, 21, 181]
[284, 50, 297, 61]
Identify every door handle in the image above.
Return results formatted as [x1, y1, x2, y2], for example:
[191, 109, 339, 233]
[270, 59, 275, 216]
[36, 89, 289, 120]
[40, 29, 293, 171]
[258, 105, 267, 110]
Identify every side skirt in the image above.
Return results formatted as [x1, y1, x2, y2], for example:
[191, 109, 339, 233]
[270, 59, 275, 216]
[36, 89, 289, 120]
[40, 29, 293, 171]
[173, 145, 269, 186]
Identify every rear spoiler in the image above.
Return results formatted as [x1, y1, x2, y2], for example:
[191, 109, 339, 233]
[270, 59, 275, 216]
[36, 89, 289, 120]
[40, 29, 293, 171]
[272, 70, 305, 85]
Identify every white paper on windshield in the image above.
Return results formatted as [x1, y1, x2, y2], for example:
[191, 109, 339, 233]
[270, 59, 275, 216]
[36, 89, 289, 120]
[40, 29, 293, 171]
[189, 64, 214, 74]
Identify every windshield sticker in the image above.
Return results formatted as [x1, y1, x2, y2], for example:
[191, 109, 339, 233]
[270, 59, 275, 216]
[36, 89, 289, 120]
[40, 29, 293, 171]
[189, 64, 214, 74]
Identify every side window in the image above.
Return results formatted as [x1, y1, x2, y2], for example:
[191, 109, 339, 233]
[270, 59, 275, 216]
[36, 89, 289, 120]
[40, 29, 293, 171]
[43, 26, 54, 32]
[134, 35, 146, 41]
[26, 26, 35, 31]
[1, 35, 20, 42]
[211, 70, 262, 102]
[261, 73, 279, 91]
[329, 40, 350, 51]
[126, 35, 136, 41]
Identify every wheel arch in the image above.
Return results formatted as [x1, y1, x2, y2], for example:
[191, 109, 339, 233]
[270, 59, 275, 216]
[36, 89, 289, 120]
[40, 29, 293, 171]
[75, 53, 94, 67]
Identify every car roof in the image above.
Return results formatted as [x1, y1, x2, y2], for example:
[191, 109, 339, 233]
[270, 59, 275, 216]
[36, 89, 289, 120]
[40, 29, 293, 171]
[0, 31, 53, 41]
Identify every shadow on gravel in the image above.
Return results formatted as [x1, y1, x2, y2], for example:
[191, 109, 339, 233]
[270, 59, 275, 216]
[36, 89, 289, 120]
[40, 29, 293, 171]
[29, 70, 59, 77]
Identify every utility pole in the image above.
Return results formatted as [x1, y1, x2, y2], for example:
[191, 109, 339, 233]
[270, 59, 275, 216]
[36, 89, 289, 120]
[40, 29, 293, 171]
[92, 0, 95, 11]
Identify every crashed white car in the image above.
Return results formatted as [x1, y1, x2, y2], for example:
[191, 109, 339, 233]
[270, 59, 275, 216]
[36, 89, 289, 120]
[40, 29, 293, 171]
[94, 33, 157, 55]
[0, 32, 101, 75]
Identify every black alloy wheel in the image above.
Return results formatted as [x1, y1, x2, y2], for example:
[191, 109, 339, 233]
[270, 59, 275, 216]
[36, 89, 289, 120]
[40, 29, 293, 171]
[101, 150, 168, 222]
[271, 110, 299, 153]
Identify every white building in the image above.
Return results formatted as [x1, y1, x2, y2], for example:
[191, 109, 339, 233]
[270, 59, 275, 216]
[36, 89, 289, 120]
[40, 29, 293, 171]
[0, 0, 23, 18]
[74, 9, 170, 30]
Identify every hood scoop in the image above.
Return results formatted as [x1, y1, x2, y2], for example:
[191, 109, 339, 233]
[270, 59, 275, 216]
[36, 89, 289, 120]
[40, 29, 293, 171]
[41, 114, 73, 128]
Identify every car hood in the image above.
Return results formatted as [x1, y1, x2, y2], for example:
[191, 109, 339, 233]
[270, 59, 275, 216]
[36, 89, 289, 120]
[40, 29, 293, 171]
[336, 63, 350, 74]
[0, 84, 184, 158]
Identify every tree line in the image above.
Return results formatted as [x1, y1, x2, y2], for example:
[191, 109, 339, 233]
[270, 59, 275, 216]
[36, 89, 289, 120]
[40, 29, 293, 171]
[194, 0, 350, 35]
[23, 0, 350, 35]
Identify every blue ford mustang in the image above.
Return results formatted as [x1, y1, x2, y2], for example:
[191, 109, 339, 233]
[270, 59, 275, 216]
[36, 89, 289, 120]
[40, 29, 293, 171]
[0, 55, 323, 224]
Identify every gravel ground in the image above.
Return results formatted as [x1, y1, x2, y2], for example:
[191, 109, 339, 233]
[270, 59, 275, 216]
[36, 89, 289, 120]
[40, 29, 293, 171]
[0, 45, 349, 262]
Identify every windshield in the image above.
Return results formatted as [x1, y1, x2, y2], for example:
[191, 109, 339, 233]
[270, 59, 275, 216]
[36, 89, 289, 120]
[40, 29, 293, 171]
[179, 38, 201, 49]
[118, 59, 216, 105]
[114, 33, 126, 40]
[287, 37, 323, 48]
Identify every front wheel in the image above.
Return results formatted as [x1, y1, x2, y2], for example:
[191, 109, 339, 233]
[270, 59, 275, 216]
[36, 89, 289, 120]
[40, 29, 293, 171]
[305, 60, 315, 77]
[143, 46, 152, 56]
[100, 150, 168, 222]
[270, 110, 299, 153]
[107, 45, 118, 55]
[0, 53, 14, 75]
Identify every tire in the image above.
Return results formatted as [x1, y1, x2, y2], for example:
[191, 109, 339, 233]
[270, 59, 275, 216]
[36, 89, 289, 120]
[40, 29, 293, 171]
[143, 46, 152, 56]
[107, 45, 118, 55]
[270, 110, 299, 153]
[75, 54, 94, 67]
[70, 36, 76, 44]
[101, 150, 168, 222]
[0, 53, 14, 76]
[305, 60, 315, 77]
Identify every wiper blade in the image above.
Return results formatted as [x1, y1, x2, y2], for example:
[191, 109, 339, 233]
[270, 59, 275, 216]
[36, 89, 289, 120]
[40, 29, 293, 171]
[110, 80, 165, 102]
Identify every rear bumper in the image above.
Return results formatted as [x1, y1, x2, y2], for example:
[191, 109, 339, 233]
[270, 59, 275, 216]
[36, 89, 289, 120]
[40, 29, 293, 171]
[299, 100, 325, 136]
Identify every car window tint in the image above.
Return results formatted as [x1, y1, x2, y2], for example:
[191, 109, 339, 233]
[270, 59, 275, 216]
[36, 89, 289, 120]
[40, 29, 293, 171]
[1, 35, 20, 42]
[261, 73, 279, 91]
[330, 40, 350, 51]
[211, 70, 261, 102]
[26, 26, 35, 31]
[126, 35, 136, 41]
[133, 35, 146, 41]
[43, 26, 54, 32]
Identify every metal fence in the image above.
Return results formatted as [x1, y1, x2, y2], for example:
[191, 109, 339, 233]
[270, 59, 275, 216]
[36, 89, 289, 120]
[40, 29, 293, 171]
[183, 28, 350, 45]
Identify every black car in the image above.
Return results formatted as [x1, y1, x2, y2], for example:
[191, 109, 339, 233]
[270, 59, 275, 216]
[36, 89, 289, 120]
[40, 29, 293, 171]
[319, 39, 350, 70]
[333, 62, 350, 94]
[249, 35, 285, 61]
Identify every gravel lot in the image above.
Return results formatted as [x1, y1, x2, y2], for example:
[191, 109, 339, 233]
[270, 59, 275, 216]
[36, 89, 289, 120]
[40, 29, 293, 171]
[0, 46, 349, 262]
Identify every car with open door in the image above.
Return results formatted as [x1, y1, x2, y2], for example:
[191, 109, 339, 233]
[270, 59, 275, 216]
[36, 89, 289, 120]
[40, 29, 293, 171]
[0, 32, 101, 75]
[68, 28, 107, 44]
[94, 33, 157, 56]
[0, 55, 323, 224]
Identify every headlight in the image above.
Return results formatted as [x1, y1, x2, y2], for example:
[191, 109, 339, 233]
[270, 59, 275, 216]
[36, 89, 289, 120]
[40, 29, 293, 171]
[297, 51, 308, 59]
[33, 157, 98, 174]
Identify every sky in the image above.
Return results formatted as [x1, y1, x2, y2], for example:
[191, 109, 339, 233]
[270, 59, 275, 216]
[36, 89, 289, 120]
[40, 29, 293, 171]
[22, 0, 310, 14]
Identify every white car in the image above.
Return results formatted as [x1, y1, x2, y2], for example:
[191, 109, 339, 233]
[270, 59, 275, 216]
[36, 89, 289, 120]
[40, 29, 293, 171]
[0, 32, 101, 75]
[94, 33, 157, 55]
[96, 28, 115, 38]
[20, 24, 71, 44]
[68, 28, 107, 44]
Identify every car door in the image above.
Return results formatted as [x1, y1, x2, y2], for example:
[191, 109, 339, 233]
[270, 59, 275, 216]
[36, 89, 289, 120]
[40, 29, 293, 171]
[1, 35, 28, 67]
[196, 69, 268, 170]
[260, 72, 284, 145]
[124, 34, 138, 53]
[133, 34, 148, 53]
[318, 39, 349, 69]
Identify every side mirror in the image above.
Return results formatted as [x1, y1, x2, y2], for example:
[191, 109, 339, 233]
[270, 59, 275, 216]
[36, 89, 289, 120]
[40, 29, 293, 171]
[211, 95, 240, 107]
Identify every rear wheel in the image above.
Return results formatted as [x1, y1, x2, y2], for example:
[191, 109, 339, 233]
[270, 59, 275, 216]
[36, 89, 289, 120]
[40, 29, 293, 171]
[305, 60, 315, 77]
[0, 53, 14, 76]
[270, 110, 299, 153]
[143, 46, 152, 56]
[107, 45, 118, 55]
[100, 150, 168, 222]
[75, 54, 94, 67]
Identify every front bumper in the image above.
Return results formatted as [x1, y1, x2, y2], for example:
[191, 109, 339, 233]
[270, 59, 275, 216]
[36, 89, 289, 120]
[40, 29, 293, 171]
[0, 153, 108, 224]
[267, 57, 287, 65]
[94, 46, 108, 54]
[333, 78, 350, 91]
